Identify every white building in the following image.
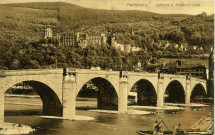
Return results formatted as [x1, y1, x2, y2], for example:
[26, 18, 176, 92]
[113, 42, 125, 51]
[44, 28, 53, 38]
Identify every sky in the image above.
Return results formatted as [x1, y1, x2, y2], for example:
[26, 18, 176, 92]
[0, 0, 214, 15]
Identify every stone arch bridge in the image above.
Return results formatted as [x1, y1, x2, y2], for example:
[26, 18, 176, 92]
[0, 68, 207, 122]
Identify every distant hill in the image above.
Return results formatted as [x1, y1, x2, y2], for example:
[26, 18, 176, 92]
[1, 2, 191, 31]
[0, 2, 212, 44]
[0, 2, 192, 45]
[4, 2, 80, 10]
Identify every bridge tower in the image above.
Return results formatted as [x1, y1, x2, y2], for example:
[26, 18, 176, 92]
[157, 74, 164, 107]
[62, 69, 76, 120]
[118, 72, 128, 113]
[185, 75, 191, 104]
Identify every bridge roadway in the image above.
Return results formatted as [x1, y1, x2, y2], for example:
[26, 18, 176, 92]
[0, 68, 207, 121]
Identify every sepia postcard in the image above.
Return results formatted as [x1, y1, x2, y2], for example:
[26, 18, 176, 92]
[0, 0, 214, 135]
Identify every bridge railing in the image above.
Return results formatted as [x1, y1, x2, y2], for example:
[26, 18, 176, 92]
[0, 68, 208, 83]
[0, 68, 63, 76]
[191, 77, 207, 83]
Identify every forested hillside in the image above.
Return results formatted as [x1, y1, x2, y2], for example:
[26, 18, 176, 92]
[0, 2, 213, 70]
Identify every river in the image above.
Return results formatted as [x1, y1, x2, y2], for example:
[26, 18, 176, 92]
[4, 97, 212, 135]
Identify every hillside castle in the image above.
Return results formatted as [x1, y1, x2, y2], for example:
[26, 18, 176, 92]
[43, 28, 142, 53]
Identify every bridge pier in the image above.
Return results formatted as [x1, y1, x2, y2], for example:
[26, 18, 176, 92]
[118, 78, 128, 113]
[157, 76, 164, 107]
[185, 78, 191, 105]
[0, 90, 4, 123]
[62, 78, 76, 120]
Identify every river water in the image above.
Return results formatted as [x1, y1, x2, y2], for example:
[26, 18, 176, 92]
[4, 97, 213, 135]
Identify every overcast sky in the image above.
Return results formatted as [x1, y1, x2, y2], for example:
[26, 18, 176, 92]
[0, 0, 214, 15]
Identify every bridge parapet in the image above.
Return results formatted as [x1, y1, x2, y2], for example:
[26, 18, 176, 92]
[163, 74, 187, 79]
[191, 78, 207, 83]
[127, 71, 158, 77]
[66, 68, 119, 75]
[0, 69, 63, 76]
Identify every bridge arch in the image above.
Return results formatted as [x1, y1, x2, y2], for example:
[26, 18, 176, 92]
[4, 80, 62, 116]
[76, 77, 118, 110]
[164, 80, 185, 103]
[190, 83, 207, 103]
[76, 75, 119, 97]
[128, 79, 157, 106]
[128, 78, 157, 94]
[191, 82, 207, 95]
[164, 78, 186, 94]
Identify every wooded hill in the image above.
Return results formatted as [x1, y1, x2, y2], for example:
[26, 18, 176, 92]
[0, 2, 213, 70]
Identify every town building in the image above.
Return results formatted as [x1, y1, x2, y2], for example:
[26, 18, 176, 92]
[44, 28, 53, 38]
[179, 42, 188, 51]
[178, 45, 184, 51]
[54, 33, 61, 40]
[85, 33, 107, 46]
[147, 58, 210, 79]
[153, 40, 170, 49]
[86, 35, 101, 45]
[108, 34, 142, 53]
[174, 64, 208, 79]
[124, 44, 131, 53]
[188, 46, 198, 50]
[44, 29, 142, 52]
[61, 33, 76, 46]
[112, 42, 125, 51]
[60, 32, 108, 47]
[131, 46, 142, 52]
[173, 44, 179, 49]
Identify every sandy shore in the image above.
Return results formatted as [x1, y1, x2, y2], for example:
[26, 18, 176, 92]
[128, 105, 185, 110]
[165, 103, 209, 107]
[0, 122, 35, 134]
[5, 102, 42, 106]
[5, 94, 40, 98]
[89, 109, 152, 114]
[37, 115, 95, 121]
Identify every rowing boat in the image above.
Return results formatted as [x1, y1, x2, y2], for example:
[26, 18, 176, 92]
[136, 130, 173, 135]
[136, 114, 213, 135]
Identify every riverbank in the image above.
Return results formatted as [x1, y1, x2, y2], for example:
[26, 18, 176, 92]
[128, 105, 185, 110]
[165, 103, 209, 107]
[5, 94, 40, 98]
[37, 115, 95, 121]
[89, 109, 152, 114]
[0, 122, 35, 134]
[5, 102, 42, 106]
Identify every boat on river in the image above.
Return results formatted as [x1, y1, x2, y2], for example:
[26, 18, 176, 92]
[136, 114, 213, 135]
[136, 130, 213, 135]
[136, 130, 173, 135]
